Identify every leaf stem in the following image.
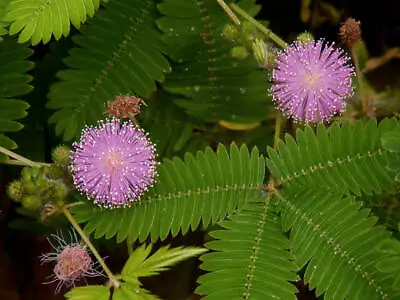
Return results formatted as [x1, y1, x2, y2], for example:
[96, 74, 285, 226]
[62, 207, 121, 288]
[0, 146, 50, 168]
[217, 0, 241, 25]
[229, 3, 287, 49]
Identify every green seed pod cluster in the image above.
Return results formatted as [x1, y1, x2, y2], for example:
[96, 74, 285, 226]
[7, 165, 70, 211]
[296, 31, 314, 43]
[222, 21, 275, 64]
[51, 145, 71, 168]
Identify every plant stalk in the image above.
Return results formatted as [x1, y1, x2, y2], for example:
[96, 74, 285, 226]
[351, 46, 368, 115]
[0, 146, 50, 168]
[62, 207, 121, 288]
[217, 0, 241, 25]
[229, 3, 287, 49]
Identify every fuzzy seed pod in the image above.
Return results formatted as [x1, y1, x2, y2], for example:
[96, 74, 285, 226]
[7, 180, 23, 202]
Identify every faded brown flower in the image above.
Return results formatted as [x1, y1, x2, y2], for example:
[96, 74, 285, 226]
[106, 95, 147, 120]
[339, 18, 361, 48]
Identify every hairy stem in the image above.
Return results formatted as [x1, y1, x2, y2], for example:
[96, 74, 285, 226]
[62, 207, 121, 288]
[229, 3, 287, 49]
[217, 0, 241, 25]
[0, 146, 49, 168]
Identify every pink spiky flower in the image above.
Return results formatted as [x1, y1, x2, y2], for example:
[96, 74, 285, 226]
[271, 39, 355, 123]
[70, 118, 158, 208]
[40, 232, 101, 293]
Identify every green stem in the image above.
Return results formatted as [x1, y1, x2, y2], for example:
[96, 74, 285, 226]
[0, 146, 49, 168]
[229, 3, 287, 49]
[126, 241, 134, 255]
[217, 0, 241, 25]
[268, 112, 283, 184]
[62, 207, 121, 289]
[351, 47, 368, 115]
[273, 112, 282, 151]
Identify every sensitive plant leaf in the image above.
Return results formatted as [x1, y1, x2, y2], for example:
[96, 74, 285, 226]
[47, 0, 170, 141]
[113, 283, 160, 300]
[0, 0, 11, 40]
[381, 131, 400, 153]
[71, 143, 265, 243]
[197, 201, 298, 299]
[277, 189, 400, 299]
[4, 0, 107, 45]
[157, 0, 271, 124]
[266, 118, 400, 196]
[65, 285, 110, 300]
[0, 37, 33, 161]
[122, 244, 207, 280]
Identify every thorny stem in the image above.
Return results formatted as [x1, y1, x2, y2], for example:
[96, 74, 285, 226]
[0, 145, 50, 168]
[62, 207, 121, 289]
[217, 0, 241, 25]
[229, 3, 288, 49]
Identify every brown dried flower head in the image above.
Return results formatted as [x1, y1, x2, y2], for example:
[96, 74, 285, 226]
[106, 95, 147, 121]
[339, 18, 361, 48]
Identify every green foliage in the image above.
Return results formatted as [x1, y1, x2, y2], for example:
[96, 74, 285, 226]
[0, 37, 32, 160]
[157, 0, 271, 123]
[139, 92, 208, 158]
[113, 283, 160, 300]
[266, 118, 400, 196]
[47, 0, 171, 141]
[381, 130, 400, 154]
[3, 0, 106, 45]
[66, 244, 206, 300]
[65, 285, 110, 300]
[376, 235, 400, 290]
[197, 201, 299, 299]
[122, 243, 207, 279]
[0, 0, 11, 39]
[72, 143, 265, 243]
[276, 189, 400, 299]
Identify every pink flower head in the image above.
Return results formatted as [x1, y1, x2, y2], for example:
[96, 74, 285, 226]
[271, 39, 355, 123]
[70, 118, 158, 208]
[40, 232, 101, 293]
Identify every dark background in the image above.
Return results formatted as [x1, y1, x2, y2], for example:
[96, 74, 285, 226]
[1, 0, 399, 299]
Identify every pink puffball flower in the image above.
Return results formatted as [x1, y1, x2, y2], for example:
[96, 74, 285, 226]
[271, 39, 355, 123]
[40, 232, 101, 293]
[70, 118, 158, 208]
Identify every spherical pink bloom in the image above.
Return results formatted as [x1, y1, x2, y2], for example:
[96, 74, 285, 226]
[40, 232, 101, 293]
[70, 118, 158, 208]
[271, 40, 355, 123]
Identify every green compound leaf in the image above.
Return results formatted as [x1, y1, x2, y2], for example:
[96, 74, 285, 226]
[381, 130, 400, 153]
[0, 37, 32, 161]
[266, 118, 400, 196]
[157, 0, 271, 124]
[65, 285, 110, 300]
[4, 0, 107, 45]
[197, 201, 299, 299]
[277, 189, 400, 300]
[113, 283, 160, 300]
[122, 244, 207, 280]
[47, 0, 170, 141]
[72, 143, 265, 243]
